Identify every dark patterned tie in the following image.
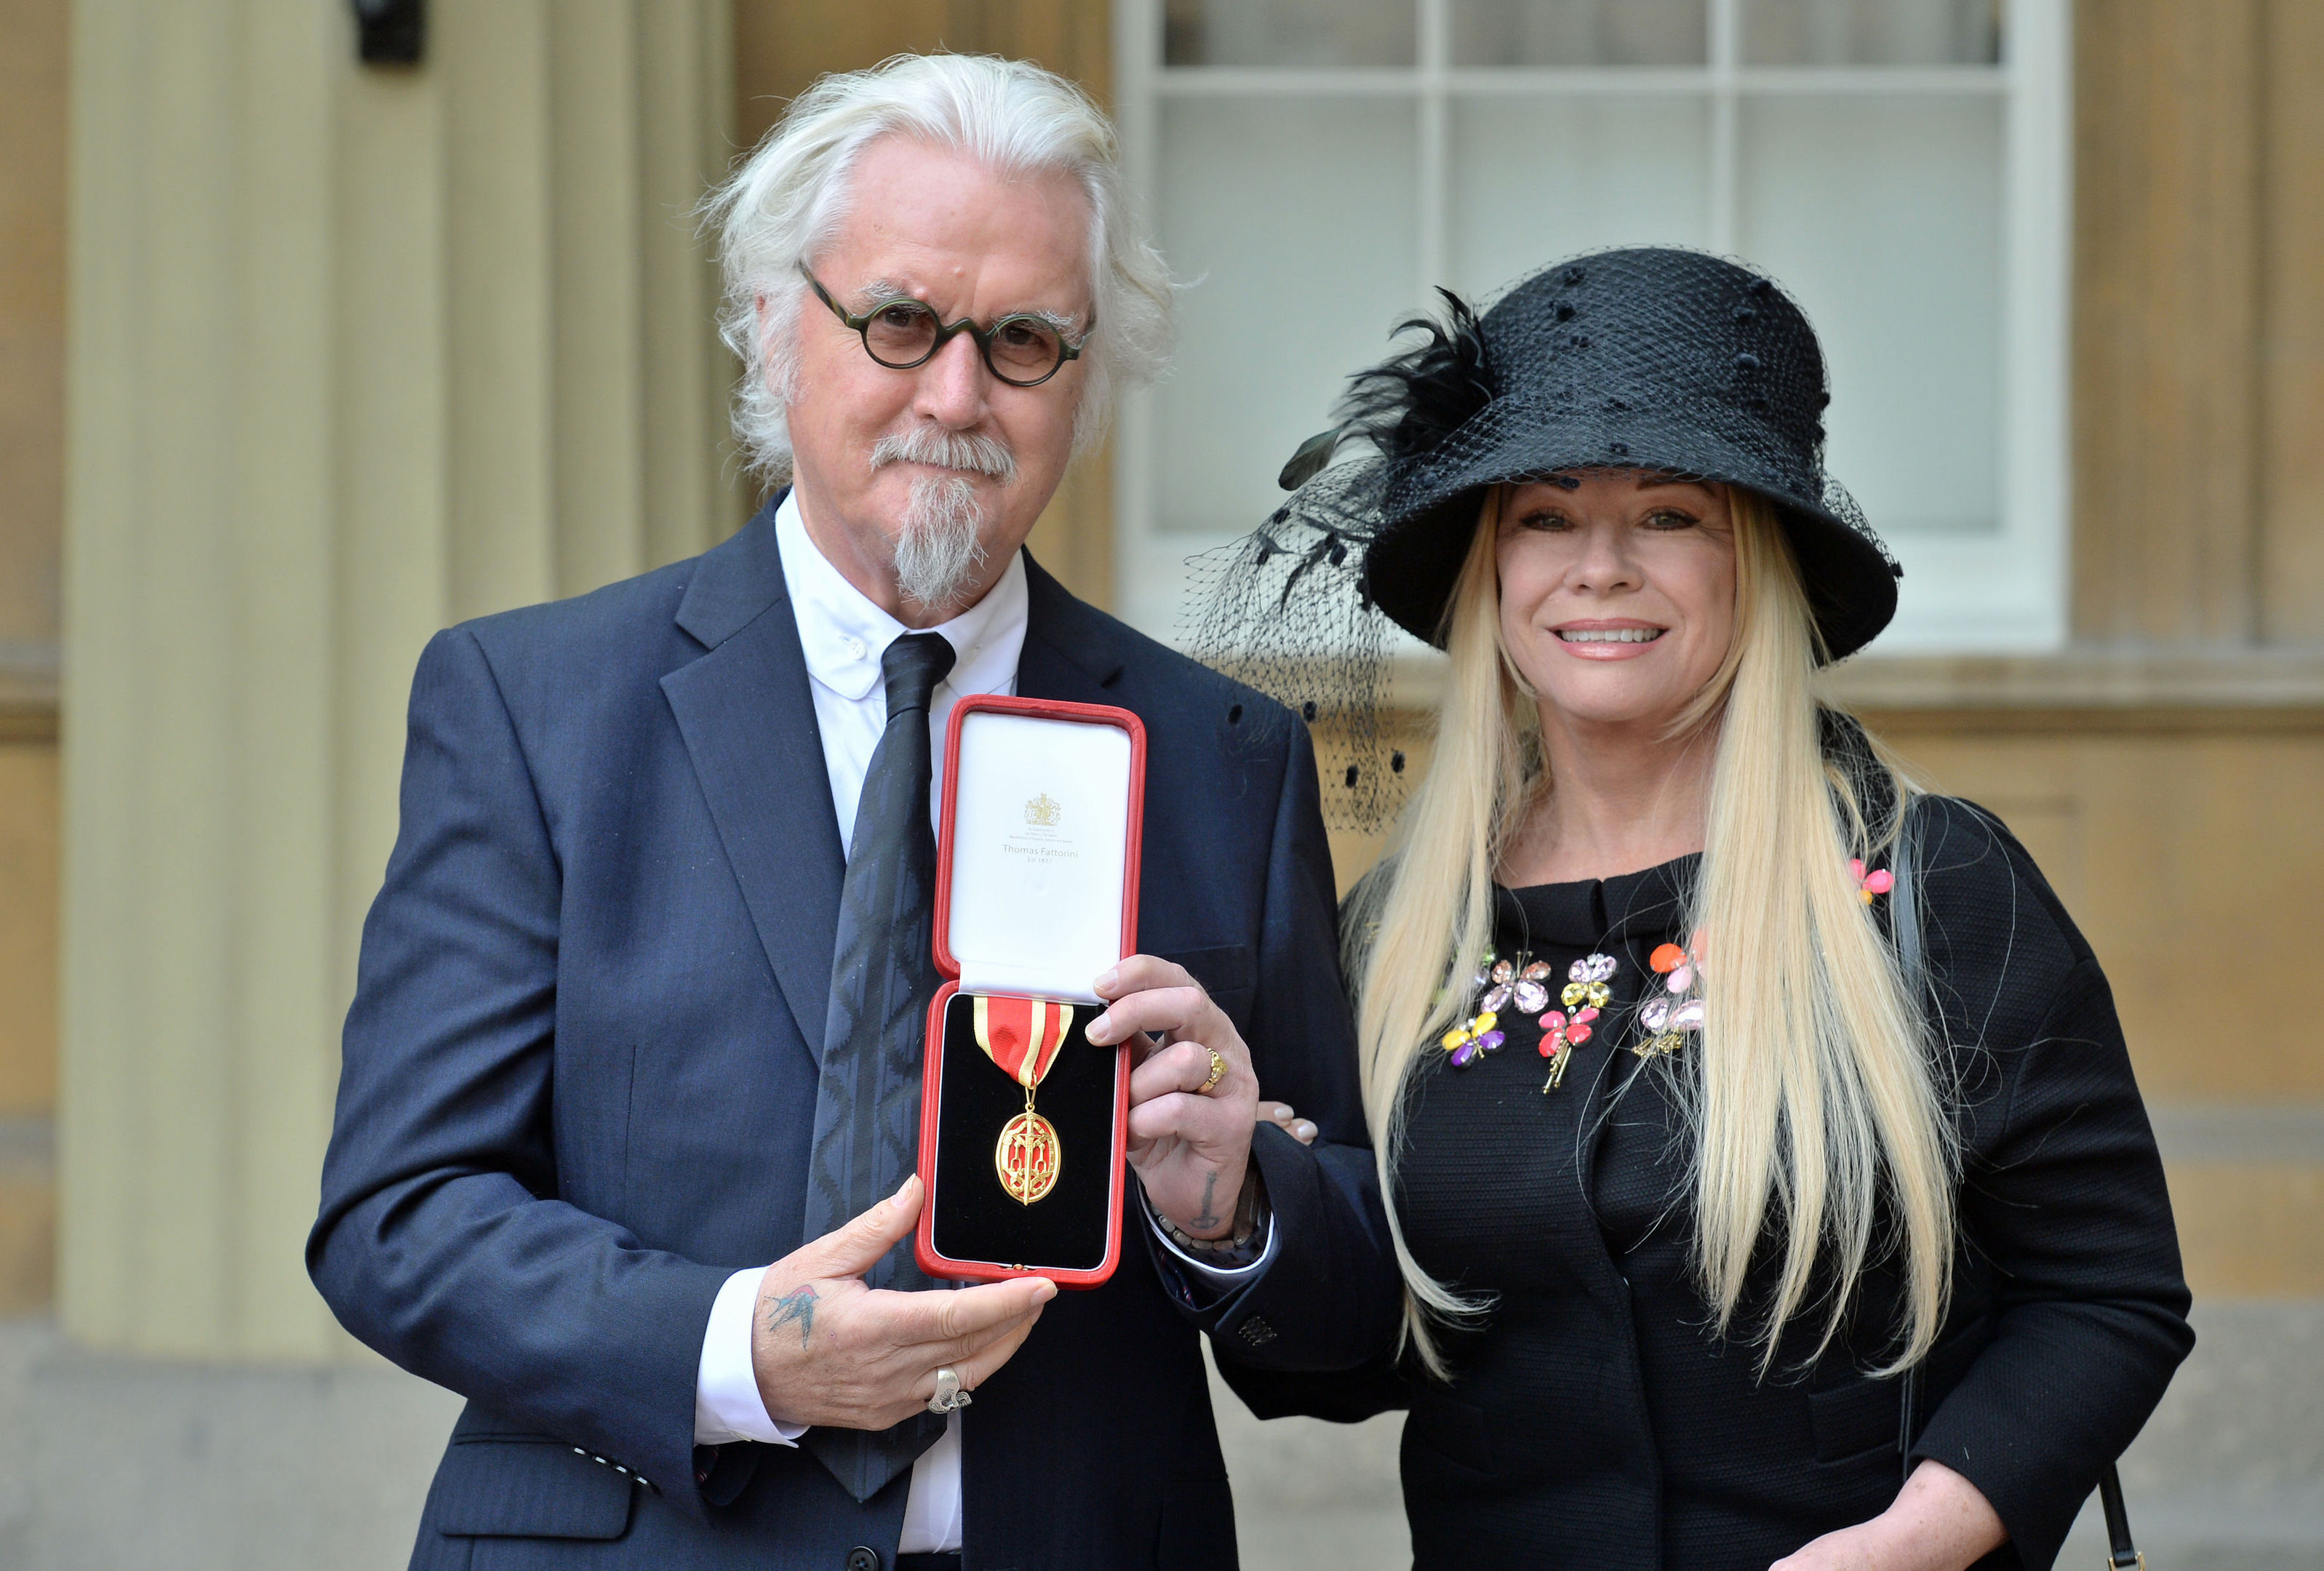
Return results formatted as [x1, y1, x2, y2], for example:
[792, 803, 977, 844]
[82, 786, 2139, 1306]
[800, 631, 957, 1501]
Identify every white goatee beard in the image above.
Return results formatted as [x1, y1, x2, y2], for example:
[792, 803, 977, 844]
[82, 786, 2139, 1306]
[868, 424, 1015, 615]
[892, 474, 991, 615]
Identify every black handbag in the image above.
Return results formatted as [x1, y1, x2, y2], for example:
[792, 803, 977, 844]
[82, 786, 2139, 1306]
[1890, 802, 2144, 1570]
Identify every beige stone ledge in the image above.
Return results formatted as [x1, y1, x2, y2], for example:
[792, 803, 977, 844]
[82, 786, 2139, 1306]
[2151, 1104, 2324, 1164]
[0, 1119, 55, 1317]
[0, 1116, 55, 1318]
[1373, 647, 2324, 731]
[1821, 647, 2324, 729]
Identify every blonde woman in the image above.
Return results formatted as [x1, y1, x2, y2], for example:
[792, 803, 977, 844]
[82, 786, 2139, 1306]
[1210, 250, 2190, 1571]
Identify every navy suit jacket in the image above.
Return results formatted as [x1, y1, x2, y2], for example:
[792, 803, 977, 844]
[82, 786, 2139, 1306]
[309, 500, 1399, 1570]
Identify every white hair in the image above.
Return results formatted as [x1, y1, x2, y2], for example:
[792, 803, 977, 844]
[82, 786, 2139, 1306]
[702, 53, 1175, 482]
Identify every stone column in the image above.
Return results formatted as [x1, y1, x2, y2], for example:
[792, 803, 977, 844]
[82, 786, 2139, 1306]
[60, 0, 738, 1361]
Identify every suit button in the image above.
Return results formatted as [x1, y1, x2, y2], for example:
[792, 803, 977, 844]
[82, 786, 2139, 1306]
[844, 1549, 882, 1571]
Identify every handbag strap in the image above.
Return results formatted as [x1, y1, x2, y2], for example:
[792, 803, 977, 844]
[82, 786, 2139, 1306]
[1886, 799, 2141, 1567]
[2099, 1465, 2144, 1569]
[1893, 800, 1925, 1493]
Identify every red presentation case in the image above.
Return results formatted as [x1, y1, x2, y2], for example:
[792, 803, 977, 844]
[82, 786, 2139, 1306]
[913, 693, 1146, 1288]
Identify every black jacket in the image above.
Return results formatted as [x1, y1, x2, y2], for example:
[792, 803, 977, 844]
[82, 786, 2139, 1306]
[1221, 796, 2192, 1571]
[308, 502, 1399, 1570]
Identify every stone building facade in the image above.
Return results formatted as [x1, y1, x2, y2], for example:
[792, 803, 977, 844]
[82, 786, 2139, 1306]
[0, 2, 2316, 1565]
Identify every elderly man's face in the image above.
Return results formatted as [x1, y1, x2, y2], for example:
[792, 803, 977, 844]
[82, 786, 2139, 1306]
[778, 135, 1093, 625]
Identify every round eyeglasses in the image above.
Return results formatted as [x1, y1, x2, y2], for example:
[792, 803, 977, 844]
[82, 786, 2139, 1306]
[799, 265, 1091, 388]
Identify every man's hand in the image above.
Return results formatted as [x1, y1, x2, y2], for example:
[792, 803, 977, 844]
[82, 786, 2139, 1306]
[1769, 1459, 2007, 1571]
[1089, 955, 1261, 1240]
[750, 1175, 1054, 1431]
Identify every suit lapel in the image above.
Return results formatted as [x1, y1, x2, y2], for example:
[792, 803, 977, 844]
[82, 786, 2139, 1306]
[661, 497, 846, 1058]
[662, 543, 1117, 1055]
[1015, 553, 1126, 704]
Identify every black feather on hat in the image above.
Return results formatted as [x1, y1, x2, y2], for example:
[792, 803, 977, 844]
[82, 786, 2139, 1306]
[1277, 289, 1497, 492]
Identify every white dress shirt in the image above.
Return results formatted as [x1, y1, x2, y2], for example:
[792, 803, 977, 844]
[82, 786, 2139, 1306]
[691, 490, 1269, 1553]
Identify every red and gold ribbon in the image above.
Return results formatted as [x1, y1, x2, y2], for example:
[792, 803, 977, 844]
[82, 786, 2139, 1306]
[970, 996, 1076, 1205]
[972, 995, 1074, 1091]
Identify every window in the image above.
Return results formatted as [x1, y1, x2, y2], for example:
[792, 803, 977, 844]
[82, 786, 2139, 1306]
[1111, 0, 2069, 652]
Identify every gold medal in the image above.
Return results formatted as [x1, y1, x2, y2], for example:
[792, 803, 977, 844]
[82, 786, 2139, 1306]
[972, 996, 1074, 1205]
[994, 1106, 1061, 1204]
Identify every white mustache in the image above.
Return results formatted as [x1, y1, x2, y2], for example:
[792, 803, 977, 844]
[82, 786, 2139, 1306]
[868, 424, 1018, 481]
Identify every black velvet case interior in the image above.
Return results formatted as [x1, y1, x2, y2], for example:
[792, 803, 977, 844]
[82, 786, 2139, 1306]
[927, 990, 1119, 1273]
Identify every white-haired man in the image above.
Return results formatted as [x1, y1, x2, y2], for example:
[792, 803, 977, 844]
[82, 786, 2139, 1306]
[311, 54, 1394, 1571]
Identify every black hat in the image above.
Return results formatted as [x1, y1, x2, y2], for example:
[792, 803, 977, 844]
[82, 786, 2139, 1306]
[1317, 247, 1899, 662]
[1184, 248, 1900, 833]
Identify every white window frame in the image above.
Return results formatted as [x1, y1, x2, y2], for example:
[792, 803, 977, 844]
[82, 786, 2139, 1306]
[1110, 0, 2072, 654]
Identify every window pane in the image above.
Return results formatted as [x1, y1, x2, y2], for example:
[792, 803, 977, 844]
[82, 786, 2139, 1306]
[1742, 0, 2000, 65]
[1453, 0, 1706, 66]
[1164, 0, 1415, 66]
[1450, 95, 1710, 295]
[1736, 95, 2002, 535]
[1154, 98, 1419, 534]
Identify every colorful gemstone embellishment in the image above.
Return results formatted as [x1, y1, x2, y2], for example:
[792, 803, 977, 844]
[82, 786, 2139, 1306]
[1441, 1010, 1505, 1067]
[1538, 954, 1618, 1092]
[1513, 959, 1553, 1015]
[1444, 949, 1514, 1066]
[1560, 952, 1616, 1010]
[1456, 948, 1632, 1087]
[1850, 858, 1895, 905]
[1450, 948, 1552, 1069]
[1637, 941, 1704, 1058]
[1536, 1004, 1599, 1090]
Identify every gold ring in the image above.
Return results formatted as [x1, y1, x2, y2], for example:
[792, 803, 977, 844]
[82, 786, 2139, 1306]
[1199, 1048, 1228, 1095]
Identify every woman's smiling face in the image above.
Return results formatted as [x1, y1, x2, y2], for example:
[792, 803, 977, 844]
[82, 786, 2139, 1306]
[1495, 470, 1738, 732]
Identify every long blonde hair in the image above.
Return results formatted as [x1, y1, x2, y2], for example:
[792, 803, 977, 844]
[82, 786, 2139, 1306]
[1346, 488, 1954, 1378]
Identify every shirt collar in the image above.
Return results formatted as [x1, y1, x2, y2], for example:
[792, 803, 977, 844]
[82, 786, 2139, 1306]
[774, 489, 1027, 704]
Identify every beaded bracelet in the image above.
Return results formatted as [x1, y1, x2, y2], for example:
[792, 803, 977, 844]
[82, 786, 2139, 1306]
[1157, 1170, 1269, 1271]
